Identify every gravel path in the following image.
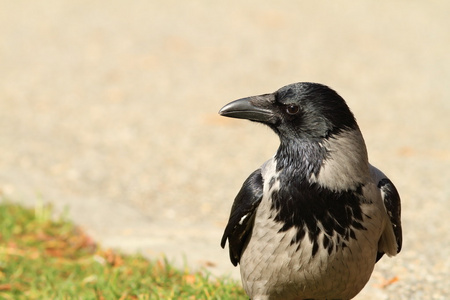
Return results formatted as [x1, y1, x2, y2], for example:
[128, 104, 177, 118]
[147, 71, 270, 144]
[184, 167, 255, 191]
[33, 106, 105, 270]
[1, 1, 449, 299]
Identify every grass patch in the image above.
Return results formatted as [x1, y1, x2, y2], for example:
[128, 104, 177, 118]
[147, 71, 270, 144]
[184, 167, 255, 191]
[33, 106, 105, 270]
[0, 201, 246, 299]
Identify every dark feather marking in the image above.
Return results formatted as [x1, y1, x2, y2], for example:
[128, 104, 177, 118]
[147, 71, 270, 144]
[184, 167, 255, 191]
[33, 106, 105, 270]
[268, 177, 276, 190]
[327, 240, 334, 255]
[344, 230, 350, 241]
[271, 137, 367, 257]
[312, 242, 319, 257]
[271, 177, 367, 257]
[322, 234, 330, 249]
[221, 169, 264, 266]
[376, 178, 402, 262]
[290, 225, 306, 246]
[364, 213, 372, 219]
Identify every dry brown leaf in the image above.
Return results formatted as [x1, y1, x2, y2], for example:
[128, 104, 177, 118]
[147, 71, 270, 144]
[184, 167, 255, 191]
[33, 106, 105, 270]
[378, 276, 399, 289]
[0, 283, 12, 291]
[183, 274, 196, 285]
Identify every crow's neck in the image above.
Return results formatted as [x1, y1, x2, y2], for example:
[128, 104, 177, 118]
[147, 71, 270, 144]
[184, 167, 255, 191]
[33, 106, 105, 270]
[271, 136, 367, 255]
[275, 138, 327, 181]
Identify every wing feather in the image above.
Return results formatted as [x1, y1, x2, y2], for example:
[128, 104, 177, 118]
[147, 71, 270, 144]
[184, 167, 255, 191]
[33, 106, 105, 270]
[370, 165, 402, 262]
[378, 178, 403, 252]
[221, 169, 264, 266]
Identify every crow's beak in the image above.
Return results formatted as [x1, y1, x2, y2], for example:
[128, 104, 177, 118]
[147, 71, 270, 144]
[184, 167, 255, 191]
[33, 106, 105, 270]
[219, 94, 276, 124]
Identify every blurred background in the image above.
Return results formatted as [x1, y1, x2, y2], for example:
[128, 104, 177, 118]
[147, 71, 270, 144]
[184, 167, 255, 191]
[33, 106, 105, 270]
[0, 1, 449, 299]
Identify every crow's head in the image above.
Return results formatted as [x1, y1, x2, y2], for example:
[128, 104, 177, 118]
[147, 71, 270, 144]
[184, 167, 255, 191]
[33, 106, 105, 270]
[219, 82, 358, 141]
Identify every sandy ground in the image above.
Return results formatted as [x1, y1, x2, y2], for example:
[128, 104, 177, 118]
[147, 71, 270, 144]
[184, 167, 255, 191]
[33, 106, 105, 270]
[0, 1, 449, 299]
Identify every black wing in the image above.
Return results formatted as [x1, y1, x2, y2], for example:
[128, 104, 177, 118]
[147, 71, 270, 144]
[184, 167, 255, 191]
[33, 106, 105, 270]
[221, 169, 264, 266]
[376, 178, 402, 262]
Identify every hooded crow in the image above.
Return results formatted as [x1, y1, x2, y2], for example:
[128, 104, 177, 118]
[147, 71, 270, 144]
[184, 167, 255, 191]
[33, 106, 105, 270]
[219, 82, 402, 300]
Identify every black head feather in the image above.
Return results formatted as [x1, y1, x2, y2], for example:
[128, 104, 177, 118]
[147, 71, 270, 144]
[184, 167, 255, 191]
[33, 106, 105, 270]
[271, 82, 358, 140]
[219, 82, 358, 142]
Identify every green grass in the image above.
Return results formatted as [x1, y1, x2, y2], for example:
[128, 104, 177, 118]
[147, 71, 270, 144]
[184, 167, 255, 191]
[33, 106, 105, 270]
[0, 201, 246, 299]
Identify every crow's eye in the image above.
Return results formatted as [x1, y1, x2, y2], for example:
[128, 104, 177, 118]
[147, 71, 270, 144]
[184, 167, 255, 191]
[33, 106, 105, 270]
[286, 104, 299, 115]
